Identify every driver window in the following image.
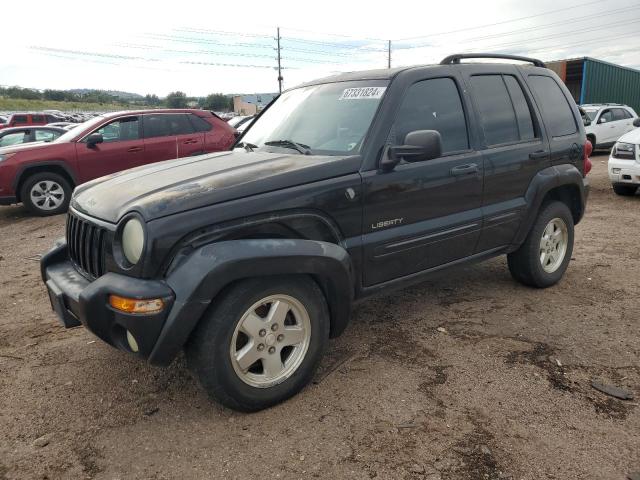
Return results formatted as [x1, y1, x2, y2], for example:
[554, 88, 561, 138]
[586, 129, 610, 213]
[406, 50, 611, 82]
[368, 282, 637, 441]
[389, 77, 468, 153]
[599, 110, 613, 123]
[94, 116, 140, 142]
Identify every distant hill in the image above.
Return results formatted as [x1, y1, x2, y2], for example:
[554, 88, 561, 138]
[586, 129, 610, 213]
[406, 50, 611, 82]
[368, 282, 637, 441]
[67, 89, 144, 101]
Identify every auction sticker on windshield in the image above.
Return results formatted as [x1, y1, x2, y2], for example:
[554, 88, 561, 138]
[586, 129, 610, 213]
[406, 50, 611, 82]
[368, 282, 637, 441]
[339, 87, 386, 100]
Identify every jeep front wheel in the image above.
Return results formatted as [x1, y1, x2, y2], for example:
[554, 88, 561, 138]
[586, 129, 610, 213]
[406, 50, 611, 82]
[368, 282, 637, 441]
[186, 276, 329, 412]
[20, 172, 71, 216]
[507, 201, 574, 288]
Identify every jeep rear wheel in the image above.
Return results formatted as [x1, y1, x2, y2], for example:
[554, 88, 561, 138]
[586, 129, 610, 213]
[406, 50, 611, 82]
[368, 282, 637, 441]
[20, 172, 71, 216]
[507, 201, 574, 288]
[186, 276, 329, 412]
[612, 184, 638, 196]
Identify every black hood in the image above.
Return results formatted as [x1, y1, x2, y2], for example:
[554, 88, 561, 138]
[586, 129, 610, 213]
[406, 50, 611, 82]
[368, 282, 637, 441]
[71, 150, 360, 223]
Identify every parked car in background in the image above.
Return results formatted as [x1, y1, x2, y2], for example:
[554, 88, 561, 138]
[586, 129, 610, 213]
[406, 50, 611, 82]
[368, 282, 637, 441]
[0, 126, 66, 148]
[0, 113, 63, 130]
[608, 118, 640, 196]
[235, 115, 255, 135]
[581, 103, 638, 149]
[228, 115, 254, 129]
[0, 109, 235, 215]
[0, 115, 7, 125]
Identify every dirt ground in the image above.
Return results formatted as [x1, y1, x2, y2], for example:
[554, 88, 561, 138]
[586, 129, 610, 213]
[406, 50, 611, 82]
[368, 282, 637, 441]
[0, 154, 638, 480]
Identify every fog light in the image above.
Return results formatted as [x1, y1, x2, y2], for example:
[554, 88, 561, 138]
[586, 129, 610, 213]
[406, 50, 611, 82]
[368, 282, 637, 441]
[109, 295, 164, 314]
[612, 168, 621, 174]
[126, 330, 139, 352]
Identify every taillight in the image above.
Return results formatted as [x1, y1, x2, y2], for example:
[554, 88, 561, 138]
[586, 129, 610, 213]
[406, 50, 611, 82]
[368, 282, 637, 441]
[583, 141, 593, 176]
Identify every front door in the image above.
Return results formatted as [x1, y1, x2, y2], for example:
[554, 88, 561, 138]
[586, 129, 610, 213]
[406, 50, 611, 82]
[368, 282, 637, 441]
[362, 75, 483, 286]
[75, 116, 145, 182]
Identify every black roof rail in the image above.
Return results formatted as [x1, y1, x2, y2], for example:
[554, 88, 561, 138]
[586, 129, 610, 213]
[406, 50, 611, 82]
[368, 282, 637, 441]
[440, 53, 546, 68]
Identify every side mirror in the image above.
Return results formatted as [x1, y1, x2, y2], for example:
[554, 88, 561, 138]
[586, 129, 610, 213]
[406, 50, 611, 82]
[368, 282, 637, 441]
[381, 130, 442, 172]
[633, 118, 640, 128]
[598, 117, 608, 124]
[86, 133, 103, 148]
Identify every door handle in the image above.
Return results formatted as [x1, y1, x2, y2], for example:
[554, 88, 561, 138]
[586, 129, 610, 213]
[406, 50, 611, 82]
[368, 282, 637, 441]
[529, 150, 549, 160]
[183, 139, 198, 144]
[450, 163, 479, 176]
[127, 146, 143, 153]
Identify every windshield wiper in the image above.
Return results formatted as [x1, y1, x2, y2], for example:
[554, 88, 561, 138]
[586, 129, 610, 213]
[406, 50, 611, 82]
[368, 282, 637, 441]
[264, 139, 311, 155]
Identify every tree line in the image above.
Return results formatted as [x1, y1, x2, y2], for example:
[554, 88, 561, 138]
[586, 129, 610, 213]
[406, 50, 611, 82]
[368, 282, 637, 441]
[0, 86, 235, 111]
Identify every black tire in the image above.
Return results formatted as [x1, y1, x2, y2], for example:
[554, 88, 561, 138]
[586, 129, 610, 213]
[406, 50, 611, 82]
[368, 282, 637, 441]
[507, 201, 574, 288]
[587, 136, 595, 152]
[612, 184, 638, 196]
[20, 172, 71, 216]
[186, 275, 330, 412]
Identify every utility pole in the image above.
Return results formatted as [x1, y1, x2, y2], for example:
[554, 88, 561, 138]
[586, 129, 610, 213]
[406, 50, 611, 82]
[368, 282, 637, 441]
[276, 27, 283, 94]
[387, 40, 391, 69]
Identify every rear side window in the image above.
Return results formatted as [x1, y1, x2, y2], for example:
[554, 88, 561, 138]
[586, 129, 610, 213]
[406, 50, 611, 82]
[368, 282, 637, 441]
[503, 76, 535, 141]
[189, 114, 213, 132]
[471, 75, 521, 146]
[144, 114, 195, 138]
[390, 77, 468, 153]
[612, 108, 630, 121]
[12, 115, 27, 123]
[527, 75, 577, 137]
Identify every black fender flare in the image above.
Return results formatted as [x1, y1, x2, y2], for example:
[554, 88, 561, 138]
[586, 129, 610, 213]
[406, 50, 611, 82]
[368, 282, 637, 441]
[148, 239, 354, 366]
[513, 164, 589, 247]
[13, 160, 78, 191]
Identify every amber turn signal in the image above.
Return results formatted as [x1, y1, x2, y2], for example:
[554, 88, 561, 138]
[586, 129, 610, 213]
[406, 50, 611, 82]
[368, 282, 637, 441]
[108, 295, 164, 314]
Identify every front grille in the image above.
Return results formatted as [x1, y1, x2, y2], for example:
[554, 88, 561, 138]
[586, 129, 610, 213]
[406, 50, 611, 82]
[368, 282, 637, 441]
[66, 212, 106, 279]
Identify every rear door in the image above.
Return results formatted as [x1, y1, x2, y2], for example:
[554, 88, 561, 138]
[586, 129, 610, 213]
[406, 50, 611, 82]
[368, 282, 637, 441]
[172, 114, 204, 157]
[613, 108, 635, 139]
[461, 67, 548, 251]
[142, 113, 179, 163]
[75, 116, 145, 182]
[362, 71, 484, 286]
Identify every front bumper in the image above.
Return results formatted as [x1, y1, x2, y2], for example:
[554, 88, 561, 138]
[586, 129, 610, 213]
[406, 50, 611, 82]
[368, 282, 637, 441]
[41, 242, 175, 360]
[608, 156, 640, 185]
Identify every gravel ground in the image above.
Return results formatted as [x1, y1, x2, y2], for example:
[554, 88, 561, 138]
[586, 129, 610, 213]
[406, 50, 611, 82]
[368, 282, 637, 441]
[0, 154, 638, 480]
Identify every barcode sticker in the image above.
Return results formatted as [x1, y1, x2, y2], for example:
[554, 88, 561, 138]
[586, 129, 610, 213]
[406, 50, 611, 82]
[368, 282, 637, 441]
[339, 87, 386, 100]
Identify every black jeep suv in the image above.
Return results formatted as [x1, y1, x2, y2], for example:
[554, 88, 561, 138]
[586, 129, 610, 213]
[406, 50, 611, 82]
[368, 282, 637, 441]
[41, 54, 591, 411]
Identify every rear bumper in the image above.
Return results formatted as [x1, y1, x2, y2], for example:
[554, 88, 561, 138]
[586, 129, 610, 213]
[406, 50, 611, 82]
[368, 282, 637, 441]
[41, 243, 175, 361]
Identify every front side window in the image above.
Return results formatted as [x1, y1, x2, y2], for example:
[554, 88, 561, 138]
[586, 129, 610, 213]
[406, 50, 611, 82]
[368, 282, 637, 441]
[527, 75, 577, 137]
[599, 109, 613, 123]
[94, 117, 140, 143]
[241, 80, 388, 155]
[390, 77, 469, 153]
[0, 132, 26, 147]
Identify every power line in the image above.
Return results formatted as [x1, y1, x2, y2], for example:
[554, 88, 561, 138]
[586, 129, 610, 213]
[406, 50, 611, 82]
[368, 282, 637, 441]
[396, 0, 605, 40]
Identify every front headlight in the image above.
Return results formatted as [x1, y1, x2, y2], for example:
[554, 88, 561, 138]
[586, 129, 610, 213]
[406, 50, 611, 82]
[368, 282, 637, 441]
[612, 142, 636, 160]
[122, 218, 145, 265]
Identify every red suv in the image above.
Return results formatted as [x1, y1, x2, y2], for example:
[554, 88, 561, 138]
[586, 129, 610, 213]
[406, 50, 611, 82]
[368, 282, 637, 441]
[0, 113, 61, 130]
[0, 109, 235, 215]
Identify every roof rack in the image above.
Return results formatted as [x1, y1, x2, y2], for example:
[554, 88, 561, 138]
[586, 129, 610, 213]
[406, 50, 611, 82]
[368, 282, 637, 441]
[440, 53, 546, 68]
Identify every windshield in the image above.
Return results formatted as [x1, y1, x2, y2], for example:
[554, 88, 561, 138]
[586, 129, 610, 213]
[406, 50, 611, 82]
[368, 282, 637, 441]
[54, 115, 106, 143]
[241, 80, 388, 156]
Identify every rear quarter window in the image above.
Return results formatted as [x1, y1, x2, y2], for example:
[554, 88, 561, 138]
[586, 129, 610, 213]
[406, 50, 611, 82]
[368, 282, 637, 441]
[527, 75, 577, 137]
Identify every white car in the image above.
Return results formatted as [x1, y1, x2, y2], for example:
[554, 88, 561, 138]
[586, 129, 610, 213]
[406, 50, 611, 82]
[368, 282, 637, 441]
[581, 104, 638, 150]
[608, 118, 640, 196]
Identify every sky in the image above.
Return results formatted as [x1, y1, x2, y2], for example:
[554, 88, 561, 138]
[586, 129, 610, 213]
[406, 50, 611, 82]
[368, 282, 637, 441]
[2, 0, 640, 97]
